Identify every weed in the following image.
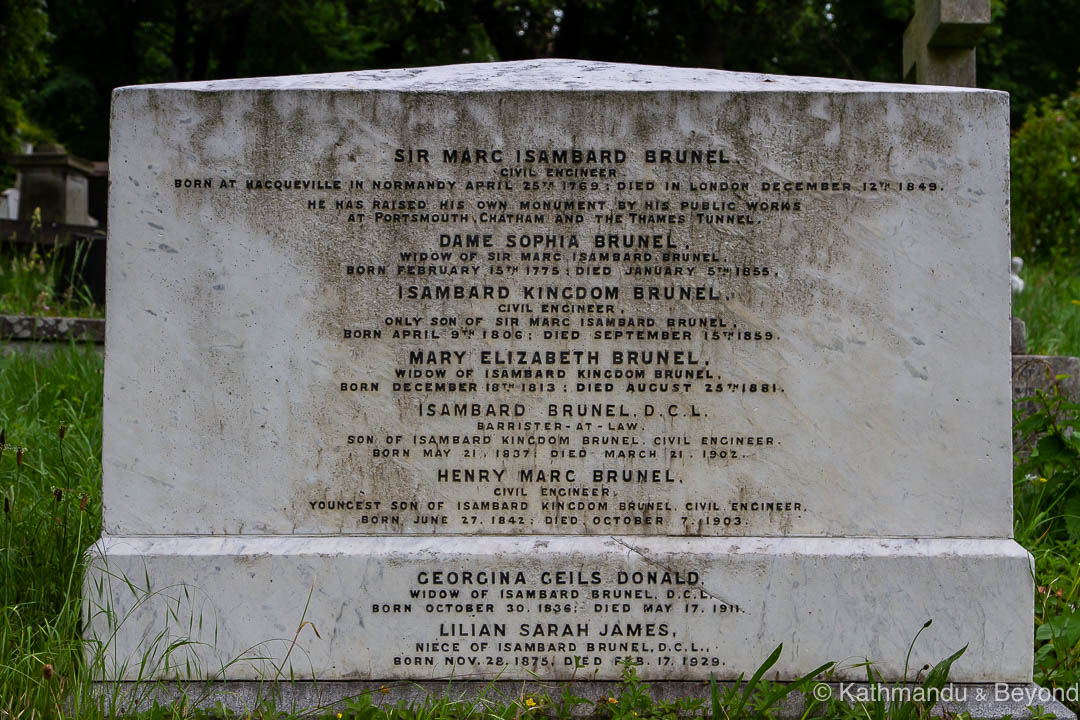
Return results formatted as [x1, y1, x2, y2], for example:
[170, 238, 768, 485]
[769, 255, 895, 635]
[0, 342, 103, 716]
[1029, 540, 1080, 706]
[1014, 261, 1080, 356]
[593, 658, 704, 720]
[1014, 379, 1080, 547]
[1013, 373, 1080, 713]
[0, 241, 101, 318]
[813, 623, 967, 720]
[708, 644, 831, 720]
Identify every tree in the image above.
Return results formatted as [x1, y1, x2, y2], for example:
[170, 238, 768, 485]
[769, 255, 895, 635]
[24, 0, 381, 160]
[14, 0, 1080, 161]
[978, 0, 1080, 126]
[0, 0, 50, 182]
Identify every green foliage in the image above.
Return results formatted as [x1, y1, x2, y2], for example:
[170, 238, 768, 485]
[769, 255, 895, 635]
[1012, 89, 1080, 263]
[0, 241, 102, 317]
[596, 659, 704, 719]
[1015, 384, 1080, 715]
[1032, 542, 1080, 697]
[814, 633, 969, 720]
[10, 0, 1080, 164]
[0, 0, 50, 90]
[979, 0, 1080, 127]
[1014, 262, 1080, 356]
[0, 343, 103, 716]
[1013, 380, 1080, 546]
[13, 0, 922, 163]
[0, 0, 51, 183]
[709, 643, 832, 720]
[25, 0, 385, 159]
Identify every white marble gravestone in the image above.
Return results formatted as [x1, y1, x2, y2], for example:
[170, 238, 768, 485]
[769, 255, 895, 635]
[86, 60, 1031, 688]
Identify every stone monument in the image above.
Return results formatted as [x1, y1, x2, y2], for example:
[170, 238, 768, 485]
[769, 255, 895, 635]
[86, 60, 1031, 707]
[9, 144, 97, 226]
[903, 0, 990, 86]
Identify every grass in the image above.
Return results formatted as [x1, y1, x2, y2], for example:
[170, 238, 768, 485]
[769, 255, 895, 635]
[1014, 385, 1080, 703]
[0, 240, 102, 319]
[1012, 261, 1080, 706]
[0, 342, 103, 716]
[1014, 261, 1080, 356]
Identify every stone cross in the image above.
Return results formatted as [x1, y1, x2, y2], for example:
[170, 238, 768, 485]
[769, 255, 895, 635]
[903, 0, 991, 86]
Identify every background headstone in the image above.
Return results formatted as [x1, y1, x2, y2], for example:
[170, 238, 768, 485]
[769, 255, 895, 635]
[0, 146, 108, 306]
[9, 144, 97, 226]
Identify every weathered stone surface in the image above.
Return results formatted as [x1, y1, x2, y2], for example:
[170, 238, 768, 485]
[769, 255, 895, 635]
[85, 535, 1033, 683]
[90, 60, 1030, 687]
[103, 60, 1011, 539]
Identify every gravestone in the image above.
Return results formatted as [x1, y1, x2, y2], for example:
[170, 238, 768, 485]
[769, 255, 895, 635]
[86, 60, 1031, 705]
[1013, 352, 1080, 406]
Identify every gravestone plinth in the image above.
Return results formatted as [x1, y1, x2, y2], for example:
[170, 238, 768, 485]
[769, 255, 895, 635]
[10, 144, 96, 226]
[86, 61, 1031, 697]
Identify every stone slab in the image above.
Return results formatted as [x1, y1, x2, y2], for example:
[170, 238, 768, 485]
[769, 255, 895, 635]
[1013, 354, 1080, 403]
[11, 146, 96, 225]
[104, 60, 1012, 539]
[84, 535, 1033, 683]
[0, 314, 105, 342]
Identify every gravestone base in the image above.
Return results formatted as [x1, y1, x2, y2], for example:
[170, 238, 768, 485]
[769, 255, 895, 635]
[91, 680, 1072, 720]
[85, 535, 1032, 685]
[1, 314, 105, 356]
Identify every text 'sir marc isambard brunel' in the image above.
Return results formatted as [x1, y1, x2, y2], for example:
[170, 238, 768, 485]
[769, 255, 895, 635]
[173, 145, 945, 538]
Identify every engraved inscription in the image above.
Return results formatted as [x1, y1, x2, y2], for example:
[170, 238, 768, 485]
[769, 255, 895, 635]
[172, 138, 952, 538]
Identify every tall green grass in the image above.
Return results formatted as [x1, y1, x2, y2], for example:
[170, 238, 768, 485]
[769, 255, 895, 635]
[0, 343, 102, 716]
[1013, 262, 1080, 705]
[1014, 262, 1080, 356]
[0, 242, 102, 319]
[1013, 379, 1080, 705]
